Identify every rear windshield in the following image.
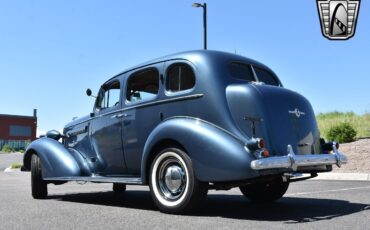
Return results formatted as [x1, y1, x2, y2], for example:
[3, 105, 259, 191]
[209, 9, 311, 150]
[254, 67, 280, 86]
[229, 62, 255, 82]
[229, 62, 280, 86]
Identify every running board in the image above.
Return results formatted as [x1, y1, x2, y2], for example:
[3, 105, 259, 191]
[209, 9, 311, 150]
[44, 176, 143, 185]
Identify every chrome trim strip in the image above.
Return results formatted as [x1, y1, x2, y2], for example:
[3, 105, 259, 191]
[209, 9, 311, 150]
[121, 93, 204, 111]
[44, 176, 143, 184]
[66, 126, 88, 137]
[251, 143, 348, 171]
[66, 94, 204, 127]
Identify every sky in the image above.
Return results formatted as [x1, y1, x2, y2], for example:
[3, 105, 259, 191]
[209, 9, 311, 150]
[0, 0, 369, 135]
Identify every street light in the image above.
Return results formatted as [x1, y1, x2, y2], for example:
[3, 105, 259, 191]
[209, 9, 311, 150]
[192, 2, 207, 50]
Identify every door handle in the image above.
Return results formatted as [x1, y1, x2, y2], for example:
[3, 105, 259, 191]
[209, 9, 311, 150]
[111, 113, 131, 119]
[112, 114, 123, 119]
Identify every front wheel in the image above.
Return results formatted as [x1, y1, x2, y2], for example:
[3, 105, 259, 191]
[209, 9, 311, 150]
[31, 154, 48, 199]
[239, 179, 289, 203]
[149, 148, 208, 214]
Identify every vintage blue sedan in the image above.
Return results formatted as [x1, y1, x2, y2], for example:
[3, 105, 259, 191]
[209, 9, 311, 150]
[23, 50, 347, 213]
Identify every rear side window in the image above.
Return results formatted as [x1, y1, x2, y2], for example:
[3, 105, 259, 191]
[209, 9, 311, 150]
[167, 64, 195, 92]
[229, 62, 255, 82]
[126, 68, 159, 102]
[254, 67, 280, 86]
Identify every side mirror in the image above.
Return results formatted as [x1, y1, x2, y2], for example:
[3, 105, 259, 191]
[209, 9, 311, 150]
[86, 88, 92, 97]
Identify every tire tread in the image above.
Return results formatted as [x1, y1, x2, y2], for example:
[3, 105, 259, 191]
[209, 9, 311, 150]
[31, 154, 48, 199]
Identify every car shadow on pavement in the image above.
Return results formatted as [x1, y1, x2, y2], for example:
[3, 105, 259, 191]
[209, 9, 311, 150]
[199, 195, 370, 223]
[48, 191, 157, 211]
[49, 191, 370, 223]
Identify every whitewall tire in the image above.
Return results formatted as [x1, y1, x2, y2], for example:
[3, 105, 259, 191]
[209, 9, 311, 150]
[149, 148, 207, 214]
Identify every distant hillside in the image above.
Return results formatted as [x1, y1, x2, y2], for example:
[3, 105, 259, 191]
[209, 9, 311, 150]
[316, 111, 370, 140]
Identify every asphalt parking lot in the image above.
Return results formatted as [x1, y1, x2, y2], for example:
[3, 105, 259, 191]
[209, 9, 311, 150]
[1, 170, 370, 230]
[0, 152, 24, 170]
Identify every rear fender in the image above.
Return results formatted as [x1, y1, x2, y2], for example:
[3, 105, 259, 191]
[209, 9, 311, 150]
[23, 138, 90, 178]
[141, 117, 259, 183]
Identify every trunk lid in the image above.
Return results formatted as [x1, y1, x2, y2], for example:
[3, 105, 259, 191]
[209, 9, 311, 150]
[226, 84, 321, 156]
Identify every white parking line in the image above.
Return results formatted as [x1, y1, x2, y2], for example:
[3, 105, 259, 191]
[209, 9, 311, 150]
[287, 186, 370, 197]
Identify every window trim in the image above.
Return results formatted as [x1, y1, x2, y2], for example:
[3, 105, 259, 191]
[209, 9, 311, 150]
[94, 79, 121, 113]
[165, 62, 196, 96]
[125, 67, 160, 105]
[251, 65, 282, 87]
[229, 61, 282, 87]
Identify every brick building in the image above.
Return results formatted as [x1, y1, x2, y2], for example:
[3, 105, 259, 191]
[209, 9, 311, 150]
[0, 109, 37, 150]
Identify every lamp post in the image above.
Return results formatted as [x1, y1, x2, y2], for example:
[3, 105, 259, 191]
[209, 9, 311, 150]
[192, 2, 207, 50]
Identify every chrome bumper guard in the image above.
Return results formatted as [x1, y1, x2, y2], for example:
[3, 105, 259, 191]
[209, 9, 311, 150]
[251, 143, 348, 171]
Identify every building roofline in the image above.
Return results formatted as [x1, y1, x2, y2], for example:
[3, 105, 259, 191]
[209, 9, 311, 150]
[0, 114, 37, 120]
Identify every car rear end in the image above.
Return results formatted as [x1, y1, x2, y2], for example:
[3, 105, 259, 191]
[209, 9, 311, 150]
[225, 61, 347, 177]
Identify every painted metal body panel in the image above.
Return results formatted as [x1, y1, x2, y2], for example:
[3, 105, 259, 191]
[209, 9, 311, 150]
[23, 50, 344, 185]
[226, 84, 321, 156]
[141, 117, 258, 183]
[24, 138, 82, 178]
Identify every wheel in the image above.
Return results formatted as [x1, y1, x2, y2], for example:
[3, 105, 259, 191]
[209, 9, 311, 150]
[113, 183, 126, 193]
[239, 179, 289, 203]
[31, 154, 48, 199]
[149, 148, 208, 214]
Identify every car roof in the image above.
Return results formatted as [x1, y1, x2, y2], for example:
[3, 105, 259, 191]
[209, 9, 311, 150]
[106, 50, 273, 83]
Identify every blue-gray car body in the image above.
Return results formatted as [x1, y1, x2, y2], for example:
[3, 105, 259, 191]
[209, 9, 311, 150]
[23, 50, 347, 186]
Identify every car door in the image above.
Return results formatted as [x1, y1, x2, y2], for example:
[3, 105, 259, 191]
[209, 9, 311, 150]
[90, 78, 128, 175]
[122, 65, 163, 175]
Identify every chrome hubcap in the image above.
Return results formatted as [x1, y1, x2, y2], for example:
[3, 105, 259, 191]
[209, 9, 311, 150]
[164, 165, 184, 193]
[158, 158, 186, 201]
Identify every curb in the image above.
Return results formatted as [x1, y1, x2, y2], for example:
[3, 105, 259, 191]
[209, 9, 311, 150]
[311, 173, 370, 181]
[3, 167, 21, 173]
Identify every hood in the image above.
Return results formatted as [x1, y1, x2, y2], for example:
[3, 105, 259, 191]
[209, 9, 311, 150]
[226, 84, 321, 156]
[64, 115, 91, 130]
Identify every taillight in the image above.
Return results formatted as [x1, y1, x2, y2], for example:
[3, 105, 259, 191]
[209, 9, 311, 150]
[246, 138, 265, 150]
[246, 138, 270, 158]
[261, 149, 270, 157]
[257, 139, 265, 149]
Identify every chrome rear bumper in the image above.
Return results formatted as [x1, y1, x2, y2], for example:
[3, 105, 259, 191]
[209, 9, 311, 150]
[251, 144, 348, 171]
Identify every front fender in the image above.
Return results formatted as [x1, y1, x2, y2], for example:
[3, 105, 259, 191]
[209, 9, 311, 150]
[141, 117, 259, 183]
[23, 138, 83, 178]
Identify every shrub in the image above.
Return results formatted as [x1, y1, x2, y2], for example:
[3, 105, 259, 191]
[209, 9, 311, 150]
[10, 163, 23, 169]
[316, 111, 370, 139]
[326, 122, 357, 143]
[1, 144, 14, 153]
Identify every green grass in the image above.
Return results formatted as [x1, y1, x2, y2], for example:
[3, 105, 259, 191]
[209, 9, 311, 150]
[316, 111, 370, 140]
[10, 163, 23, 169]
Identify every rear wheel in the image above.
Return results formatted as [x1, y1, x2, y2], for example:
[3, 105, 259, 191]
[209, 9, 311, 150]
[31, 154, 48, 199]
[239, 179, 289, 203]
[113, 183, 126, 193]
[149, 148, 208, 214]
